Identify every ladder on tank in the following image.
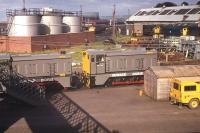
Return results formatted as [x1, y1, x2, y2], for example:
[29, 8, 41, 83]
[7, 16, 14, 35]
[0, 62, 47, 106]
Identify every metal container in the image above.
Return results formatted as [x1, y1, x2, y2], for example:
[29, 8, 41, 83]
[41, 15, 63, 34]
[8, 15, 41, 36]
[63, 16, 81, 33]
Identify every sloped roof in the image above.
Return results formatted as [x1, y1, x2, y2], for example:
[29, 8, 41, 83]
[149, 65, 200, 78]
[126, 5, 200, 22]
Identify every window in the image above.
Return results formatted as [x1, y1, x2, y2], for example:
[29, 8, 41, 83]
[173, 83, 180, 90]
[151, 10, 160, 15]
[159, 10, 171, 15]
[146, 10, 155, 15]
[138, 11, 147, 16]
[184, 85, 196, 91]
[135, 11, 142, 16]
[167, 10, 177, 15]
[196, 82, 200, 84]
[91, 57, 95, 62]
[96, 55, 105, 62]
[187, 8, 200, 14]
[175, 9, 191, 15]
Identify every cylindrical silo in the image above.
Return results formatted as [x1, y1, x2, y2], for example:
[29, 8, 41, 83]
[63, 16, 81, 33]
[41, 15, 63, 34]
[8, 15, 41, 36]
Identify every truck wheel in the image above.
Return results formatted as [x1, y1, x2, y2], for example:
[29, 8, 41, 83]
[189, 99, 199, 109]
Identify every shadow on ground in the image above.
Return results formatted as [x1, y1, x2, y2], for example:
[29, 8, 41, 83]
[0, 83, 110, 133]
[0, 95, 77, 133]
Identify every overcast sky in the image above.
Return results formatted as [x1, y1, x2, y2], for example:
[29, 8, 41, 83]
[0, 0, 198, 21]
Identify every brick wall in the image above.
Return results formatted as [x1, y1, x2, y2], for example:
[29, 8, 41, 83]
[31, 31, 95, 52]
[0, 36, 7, 52]
[0, 36, 32, 53]
[0, 31, 95, 53]
[8, 36, 32, 53]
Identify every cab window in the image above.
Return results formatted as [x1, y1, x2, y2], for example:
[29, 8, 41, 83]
[96, 55, 105, 62]
[91, 57, 95, 62]
[184, 85, 196, 91]
[173, 83, 180, 90]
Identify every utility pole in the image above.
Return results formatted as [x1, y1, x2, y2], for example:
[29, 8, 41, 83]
[22, 0, 26, 10]
[112, 4, 116, 41]
[128, 9, 130, 18]
[80, 5, 83, 31]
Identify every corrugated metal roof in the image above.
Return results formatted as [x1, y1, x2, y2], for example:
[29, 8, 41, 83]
[149, 65, 200, 78]
[127, 5, 200, 22]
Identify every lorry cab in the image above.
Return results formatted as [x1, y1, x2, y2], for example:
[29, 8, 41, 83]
[170, 77, 200, 109]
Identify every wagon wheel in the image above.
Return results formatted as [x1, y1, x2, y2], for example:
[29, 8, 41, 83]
[188, 99, 199, 109]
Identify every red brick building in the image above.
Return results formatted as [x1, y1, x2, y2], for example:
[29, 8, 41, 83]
[0, 31, 95, 53]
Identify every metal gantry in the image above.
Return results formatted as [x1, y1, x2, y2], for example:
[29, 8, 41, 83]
[0, 62, 46, 106]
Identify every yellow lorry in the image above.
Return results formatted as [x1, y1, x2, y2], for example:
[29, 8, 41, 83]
[170, 77, 200, 109]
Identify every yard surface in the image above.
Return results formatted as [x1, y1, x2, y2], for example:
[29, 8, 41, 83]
[66, 85, 200, 133]
[1, 85, 200, 133]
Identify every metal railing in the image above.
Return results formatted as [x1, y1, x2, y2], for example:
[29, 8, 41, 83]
[6, 8, 81, 17]
[0, 62, 46, 106]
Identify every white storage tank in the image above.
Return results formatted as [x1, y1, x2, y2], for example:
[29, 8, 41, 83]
[8, 15, 41, 36]
[63, 16, 81, 33]
[41, 15, 63, 34]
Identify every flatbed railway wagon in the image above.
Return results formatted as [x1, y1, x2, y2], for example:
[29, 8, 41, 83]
[82, 49, 157, 88]
[11, 53, 72, 88]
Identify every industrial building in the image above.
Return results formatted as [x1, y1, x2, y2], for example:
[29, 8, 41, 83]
[126, 2, 200, 36]
[0, 8, 95, 53]
[144, 65, 200, 101]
